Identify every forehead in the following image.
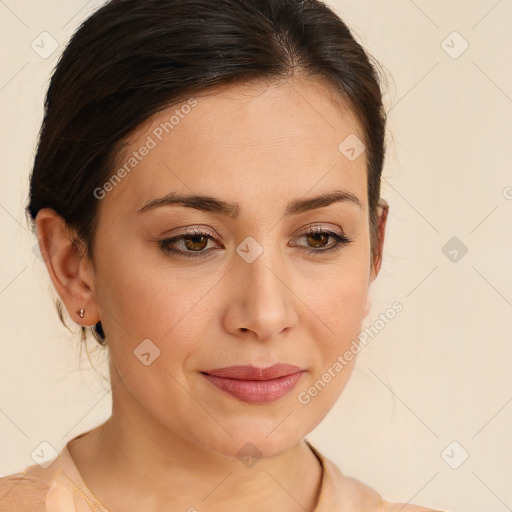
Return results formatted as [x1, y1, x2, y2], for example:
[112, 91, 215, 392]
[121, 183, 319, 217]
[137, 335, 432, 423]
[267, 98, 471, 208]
[101, 77, 367, 216]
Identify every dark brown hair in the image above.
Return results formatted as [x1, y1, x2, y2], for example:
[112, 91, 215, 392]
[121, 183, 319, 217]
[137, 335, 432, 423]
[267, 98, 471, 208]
[26, 0, 387, 346]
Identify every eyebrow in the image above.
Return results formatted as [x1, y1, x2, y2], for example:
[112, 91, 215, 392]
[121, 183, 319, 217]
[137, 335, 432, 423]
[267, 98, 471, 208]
[136, 188, 361, 217]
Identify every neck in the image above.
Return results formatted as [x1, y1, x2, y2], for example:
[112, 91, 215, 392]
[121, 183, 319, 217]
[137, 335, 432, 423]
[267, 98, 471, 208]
[69, 408, 323, 512]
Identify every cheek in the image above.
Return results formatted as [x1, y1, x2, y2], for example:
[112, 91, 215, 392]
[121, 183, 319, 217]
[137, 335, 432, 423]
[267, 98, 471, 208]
[96, 261, 214, 433]
[298, 251, 370, 386]
[95, 240, 215, 342]
[302, 253, 370, 332]
[294, 271, 368, 426]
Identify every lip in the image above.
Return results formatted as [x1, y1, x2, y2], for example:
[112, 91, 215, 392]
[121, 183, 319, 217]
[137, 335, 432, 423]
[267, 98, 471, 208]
[201, 364, 305, 404]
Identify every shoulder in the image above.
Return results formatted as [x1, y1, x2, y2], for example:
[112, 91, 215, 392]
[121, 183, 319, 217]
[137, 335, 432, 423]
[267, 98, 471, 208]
[328, 471, 447, 512]
[326, 471, 444, 511]
[0, 457, 61, 512]
[306, 441, 448, 512]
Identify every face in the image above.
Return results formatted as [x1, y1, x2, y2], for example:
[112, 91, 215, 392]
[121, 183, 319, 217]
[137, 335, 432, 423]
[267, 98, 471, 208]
[85, 77, 381, 458]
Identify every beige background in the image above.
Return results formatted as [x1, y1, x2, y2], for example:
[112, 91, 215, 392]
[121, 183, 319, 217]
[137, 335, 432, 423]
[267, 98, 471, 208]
[1, 1, 511, 511]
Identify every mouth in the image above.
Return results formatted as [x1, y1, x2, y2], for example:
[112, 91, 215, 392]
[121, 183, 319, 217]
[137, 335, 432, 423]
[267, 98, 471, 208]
[201, 364, 306, 404]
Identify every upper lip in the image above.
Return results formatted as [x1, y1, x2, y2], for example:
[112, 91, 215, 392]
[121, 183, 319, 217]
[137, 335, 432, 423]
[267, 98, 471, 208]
[202, 364, 304, 380]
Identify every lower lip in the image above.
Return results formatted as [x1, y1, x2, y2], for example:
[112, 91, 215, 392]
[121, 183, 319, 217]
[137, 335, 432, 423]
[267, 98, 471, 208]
[202, 371, 305, 404]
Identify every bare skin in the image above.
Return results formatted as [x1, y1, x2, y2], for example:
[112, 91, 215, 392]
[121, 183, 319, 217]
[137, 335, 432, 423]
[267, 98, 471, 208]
[37, 75, 387, 511]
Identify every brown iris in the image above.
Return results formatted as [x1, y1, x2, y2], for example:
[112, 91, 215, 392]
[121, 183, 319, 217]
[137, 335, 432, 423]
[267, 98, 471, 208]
[183, 234, 209, 251]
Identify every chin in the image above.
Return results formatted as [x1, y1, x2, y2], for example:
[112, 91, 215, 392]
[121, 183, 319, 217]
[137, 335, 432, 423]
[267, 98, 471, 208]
[188, 413, 315, 461]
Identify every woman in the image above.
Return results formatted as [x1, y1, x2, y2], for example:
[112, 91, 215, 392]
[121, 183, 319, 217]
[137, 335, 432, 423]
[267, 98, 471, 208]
[0, 0, 447, 510]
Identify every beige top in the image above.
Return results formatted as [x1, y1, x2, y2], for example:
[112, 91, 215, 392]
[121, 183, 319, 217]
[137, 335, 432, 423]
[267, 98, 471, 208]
[0, 430, 446, 512]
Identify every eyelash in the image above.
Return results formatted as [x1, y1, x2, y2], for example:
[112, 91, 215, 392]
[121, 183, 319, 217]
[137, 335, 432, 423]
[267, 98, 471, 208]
[158, 225, 352, 258]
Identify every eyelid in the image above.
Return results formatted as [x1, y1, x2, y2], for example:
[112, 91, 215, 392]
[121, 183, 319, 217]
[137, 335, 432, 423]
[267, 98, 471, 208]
[295, 222, 346, 237]
[161, 223, 345, 242]
[161, 225, 218, 239]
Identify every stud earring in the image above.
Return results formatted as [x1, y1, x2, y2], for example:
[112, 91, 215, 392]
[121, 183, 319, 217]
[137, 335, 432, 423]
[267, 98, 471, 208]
[79, 308, 85, 319]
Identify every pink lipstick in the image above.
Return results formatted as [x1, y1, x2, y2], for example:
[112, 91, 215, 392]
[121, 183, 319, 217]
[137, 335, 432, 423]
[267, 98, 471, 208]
[201, 364, 305, 404]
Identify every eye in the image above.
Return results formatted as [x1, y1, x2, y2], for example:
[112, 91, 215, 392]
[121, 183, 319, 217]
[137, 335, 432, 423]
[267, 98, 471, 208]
[292, 225, 352, 255]
[158, 227, 221, 258]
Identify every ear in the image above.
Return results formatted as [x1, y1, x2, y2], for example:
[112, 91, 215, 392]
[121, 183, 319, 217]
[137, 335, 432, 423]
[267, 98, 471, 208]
[35, 208, 100, 327]
[370, 198, 389, 282]
[362, 198, 389, 318]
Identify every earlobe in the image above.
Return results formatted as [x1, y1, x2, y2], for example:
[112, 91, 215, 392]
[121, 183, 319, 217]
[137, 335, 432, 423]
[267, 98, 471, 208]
[35, 208, 99, 327]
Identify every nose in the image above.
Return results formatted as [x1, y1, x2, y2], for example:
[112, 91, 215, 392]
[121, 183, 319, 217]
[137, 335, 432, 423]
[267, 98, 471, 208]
[222, 248, 298, 341]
